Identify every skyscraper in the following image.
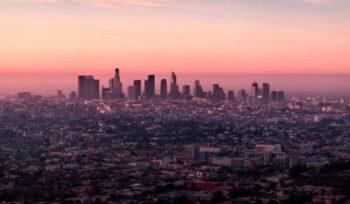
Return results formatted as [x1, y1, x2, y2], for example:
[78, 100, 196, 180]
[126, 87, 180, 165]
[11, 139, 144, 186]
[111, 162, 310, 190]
[183, 85, 190, 96]
[228, 91, 235, 102]
[213, 84, 220, 102]
[212, 84, 225, 102]
[238, 89, 248, 102]
[108, 68, 124, 99]
[169, 72, 180, 98]
[127, 85, 136, 100]
[277, 91, 285, 101]
[271, 91, 278, 101]
[160, 79, 167, 99]
[251, 81, 259, 97]
[144, 80, 149, 99]
[133, 80, 142, 100]
[262, 83, 270, 104]
[145, 75, 155, 99]
[193, 80, 204, 98]
[78, 75, 99, 100]
[102, 86, 113, 99]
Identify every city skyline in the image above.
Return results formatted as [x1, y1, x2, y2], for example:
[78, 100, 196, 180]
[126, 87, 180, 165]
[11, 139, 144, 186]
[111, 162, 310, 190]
[1, 73, 350, 97]
[76, 69, 286, 104]
[1, 0, 350, 76]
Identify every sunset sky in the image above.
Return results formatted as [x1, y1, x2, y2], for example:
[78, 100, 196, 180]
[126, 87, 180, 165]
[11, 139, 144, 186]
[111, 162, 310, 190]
[0, 0, 349, 76]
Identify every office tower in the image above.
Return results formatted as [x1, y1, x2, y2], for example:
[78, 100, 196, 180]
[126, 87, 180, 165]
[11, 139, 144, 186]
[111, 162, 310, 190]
[169, 72, 180, 98]
[78, 75, 99, 100]
[144, 80, 148, 99]
[251, 81, 259, 97]
[212, 84, 225, 102]
[183, 85, 190, 96]
[228, 91, 235, 101]
[206, 91, 213, 100]
[17, 92, 32, 101]
[133, 80, 142, 100]
[127, 86, 136, 100]
[102, 86, 110, 99]
[149, 75, 155, 97]
[262, 83, 270, 103]
[92, 78, 100, 99]
[78, 76, 86, 99]
[193, 80, 204, 98]
[277, 91, 285, 101]
[145, 75, 155, 99]
[160, 79, 167, 99]
[219, 87, 225, 101]
[183, 144, 200, 162]
[109, 68, 124, 99]
[271, 91, 278, 101]
[238, 89, 248, 102]
[213, 84, 220, 102]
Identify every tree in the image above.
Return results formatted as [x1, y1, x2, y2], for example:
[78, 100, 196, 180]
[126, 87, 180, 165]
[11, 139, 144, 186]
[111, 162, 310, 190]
[288, 165, 307, 179]
[212, 191, 226, 203]
[255, 199, 263, 204]
[267, 199, 279, 204]
[174, 195, 188, 204]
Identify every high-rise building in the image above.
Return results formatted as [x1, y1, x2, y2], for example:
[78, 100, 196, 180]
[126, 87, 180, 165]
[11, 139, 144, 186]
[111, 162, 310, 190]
[183, 85, 190, 96]
[228, 91, 235, 101]
[183, 144, 200, 162]
[160, 79, 167, 99]
[270, 90, 285, 102]
[193, 80, 204, 98]
[127, 86, 136, 100]
[102, 86, 112, 99]
[251, 81, 259, 97]
[145, 75, 155, 99]
[133, 80, 142, 100]
[109, 68, 124, 99]
[144, 80, 148, 99]
[238, 89, 248, 102]
[212, 84, 225, 102]
[17, 92, 32, 101]
[277, 91, 285, 101]
[149, 75, 155, 97]
[262, 83, 270, 103]
[169, 72, 180, 98]
[78, 75, 99, 100]
[213, 84, 220, 102]
[271, 91, 278, 101]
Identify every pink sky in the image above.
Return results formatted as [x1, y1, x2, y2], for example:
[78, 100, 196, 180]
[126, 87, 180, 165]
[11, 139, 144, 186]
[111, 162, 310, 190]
[0, 0, 349, 76]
